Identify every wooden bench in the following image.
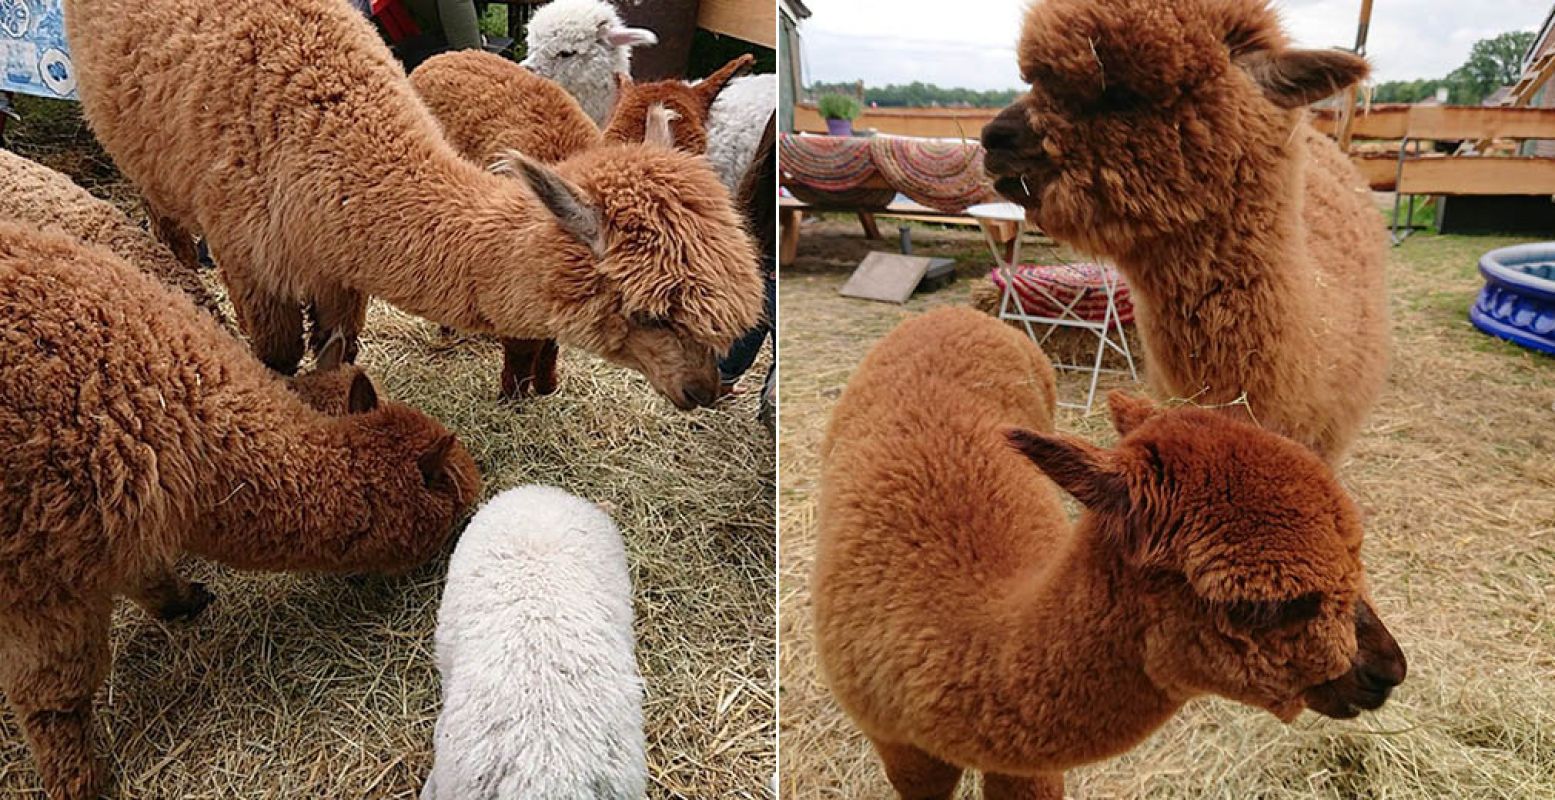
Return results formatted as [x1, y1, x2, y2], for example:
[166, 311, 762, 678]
[780, 194, 1022, 263]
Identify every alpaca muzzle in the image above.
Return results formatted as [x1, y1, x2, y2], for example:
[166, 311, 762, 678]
[1302, 600, 1406, 719]
[981, 103, 1046, 209]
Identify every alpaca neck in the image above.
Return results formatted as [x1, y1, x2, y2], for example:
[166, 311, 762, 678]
[1112, 158, 1317, 407]
[968, 518, 1180, 770]
[187, 406, 371, 570]
[329, 157, 580, 339]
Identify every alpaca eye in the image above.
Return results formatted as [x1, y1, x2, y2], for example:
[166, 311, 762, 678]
[1223, 592, 1323, 630]
[557, 50, 578, 58]
[630, 312, 672, 330]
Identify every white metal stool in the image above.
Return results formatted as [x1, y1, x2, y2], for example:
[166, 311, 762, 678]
[966, 202, 1138, 413]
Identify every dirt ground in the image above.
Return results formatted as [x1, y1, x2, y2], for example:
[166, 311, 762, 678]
[1, 98, 775, 798]
[778, 216, 1555, 798]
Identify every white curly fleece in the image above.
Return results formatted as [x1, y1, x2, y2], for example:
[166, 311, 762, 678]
[522, 0, 658, 126]
[422, 485, 646, 800]
[706, 73, 777, 190]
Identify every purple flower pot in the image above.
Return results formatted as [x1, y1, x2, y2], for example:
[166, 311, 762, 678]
[825, 118, 854, 137]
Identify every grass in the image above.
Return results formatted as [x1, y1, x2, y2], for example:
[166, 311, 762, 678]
[1, 100, 774, 798]
[777, 217, 1555, 798]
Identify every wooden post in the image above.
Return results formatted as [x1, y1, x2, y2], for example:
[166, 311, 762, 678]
[1336, 0, 1375, 151]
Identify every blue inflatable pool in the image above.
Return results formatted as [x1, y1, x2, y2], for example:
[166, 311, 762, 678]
[1470, 244, 1555, 356]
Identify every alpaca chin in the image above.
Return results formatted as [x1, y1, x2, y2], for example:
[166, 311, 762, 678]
[1269, 697, 1305, 724]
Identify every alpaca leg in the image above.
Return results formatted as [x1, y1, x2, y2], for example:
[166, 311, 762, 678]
[499, 338, 561, 399]
[145, 201, 200, 270]
[0, 602, 112, 800]
[125, 565, 214, 622]
[870, 738, 963, 800]
[307, 287, 368, 364]
[222, 263, 305, 375]
[982, 772, 1064, 800]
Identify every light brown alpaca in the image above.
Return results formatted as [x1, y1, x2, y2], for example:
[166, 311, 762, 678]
[981, 0, 1388, 461]
[0, 221, 481, 800]
[602, 55, 755, 154]
[0, 148, 223, 321]
[814, 308, 1405, 799]
[66, 0, 763, 410]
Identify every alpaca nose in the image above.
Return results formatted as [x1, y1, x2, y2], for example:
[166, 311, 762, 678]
[981, 118, 1020, 153]
[1353, 599, 1407, 688]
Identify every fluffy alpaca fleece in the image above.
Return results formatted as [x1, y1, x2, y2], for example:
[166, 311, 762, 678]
[0, 149, 222, 321]
[603, 55, 755, 154]
[423, 486, 645, 800]
[980, 0, 1388, 462]
[706, 73, 778, 190]
[410, 51, 604, 166]
[66, 0, 762, 410]
[522, 0, 658, 126]
[814, 307, 1406, 799]
[0, 221, 481, 800]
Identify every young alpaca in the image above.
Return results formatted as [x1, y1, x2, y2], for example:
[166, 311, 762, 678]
[980, 0, 1388, 462]
[603, 55, 756, 154]
[521, 0, 658, 126]
[815, 307, 1406, 800]
[0, 148, 223, 321]
[66, 0, 762, 411]
[423, 486, 645, 800]
[0, 221, 481, 800]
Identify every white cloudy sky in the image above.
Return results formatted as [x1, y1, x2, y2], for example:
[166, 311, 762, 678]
[799, 0, 1553, 90]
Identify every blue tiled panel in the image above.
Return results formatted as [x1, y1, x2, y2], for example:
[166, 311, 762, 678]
[2, 0, 76, 100]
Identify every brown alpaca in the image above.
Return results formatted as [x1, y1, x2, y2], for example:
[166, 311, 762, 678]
[602, 55, 755, 154]
[65, 0, 762, 410]
[0, 148, 223, 321]
[814, 307, 1405, 800]
[980, 0, 1388, 461]
[0, 221, 481, 800]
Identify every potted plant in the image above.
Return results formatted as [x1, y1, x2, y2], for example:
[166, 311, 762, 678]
[818, 93, 862, 137]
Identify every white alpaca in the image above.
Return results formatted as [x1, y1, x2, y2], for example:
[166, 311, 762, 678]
[705, 73, 777, 190]
[522, 0, 658, 126]
[423, 486, 646, 800]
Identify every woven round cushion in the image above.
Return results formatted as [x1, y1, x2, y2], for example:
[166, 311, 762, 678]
[988, 262, 1134, 324]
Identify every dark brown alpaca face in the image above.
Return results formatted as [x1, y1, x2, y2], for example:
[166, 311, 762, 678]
[1010, 393, 1405, 722]
[981, 0, 1367, 255]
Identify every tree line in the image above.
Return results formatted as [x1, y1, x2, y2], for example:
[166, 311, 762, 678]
[806, 80, 1021, 109]
[1371, 31, 1535, 105]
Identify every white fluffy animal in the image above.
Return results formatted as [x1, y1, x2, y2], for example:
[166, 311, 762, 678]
[705, 73, 777, 190]
[423, 486, 646, 800]
[522, 0, 658, 126]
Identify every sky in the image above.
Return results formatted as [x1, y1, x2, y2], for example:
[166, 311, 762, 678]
[798, 0, 1554, 91]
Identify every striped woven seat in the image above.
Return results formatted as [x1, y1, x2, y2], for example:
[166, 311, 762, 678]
[988, 262, 1134, 325]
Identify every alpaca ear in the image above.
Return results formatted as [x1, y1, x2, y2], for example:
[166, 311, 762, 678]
[1238, 48, 1369, 109]
[602, 25, 658, 49]
[1005, 428, 1128, 513]
[315, 332, 347, 372]
[644, 103, 679, 148]
[1106, 391, 1159, 437]
[491, 150, 605, 257]
[417, 434, 457, 489]
[697, 54, 755, 104]
[347, 373, 379, 414]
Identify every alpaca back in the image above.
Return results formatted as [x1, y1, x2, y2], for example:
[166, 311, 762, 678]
[0, 149, 223, 320]
[63, 0, 487, 297]
[411, 51, 604, 166]
[0, 220, 297, 591]
[814, 308, 1064, 708]
[426, 486, 645, 800]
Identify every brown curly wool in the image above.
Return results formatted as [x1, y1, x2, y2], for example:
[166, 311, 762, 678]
[982, 0, 1388, 461]
[814, 308, 1405, 799]
[64, 0, 762, 409]
[603, 55, 755, 154]
[0, 221, 480, 799]
[0, 149, 223, 322]
[411, 51, 604, 166]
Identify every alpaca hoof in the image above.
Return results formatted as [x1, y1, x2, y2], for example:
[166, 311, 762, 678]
[157, 582, 214, 622]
